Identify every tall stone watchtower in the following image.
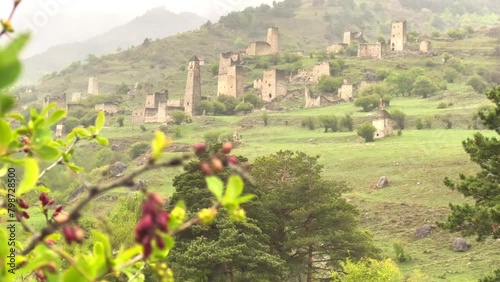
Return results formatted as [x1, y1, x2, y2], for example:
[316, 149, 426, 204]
[390, 20, 407, 51]
[266, 27, 279, 54]
[88, 76, 99, 95]
[184, 56, 201, 116]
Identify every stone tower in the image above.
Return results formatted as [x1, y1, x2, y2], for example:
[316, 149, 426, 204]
[266, 27, 279, 54]
[87, 76, 99, 95]
[390, 20, 407, 51]
[184, 56, 201, 116]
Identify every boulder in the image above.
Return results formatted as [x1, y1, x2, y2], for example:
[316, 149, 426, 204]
[415, 224, 434, 239]
[109, 162, 127, 177]
[376, 176, 389, 189]
[452, 238, 471, 252]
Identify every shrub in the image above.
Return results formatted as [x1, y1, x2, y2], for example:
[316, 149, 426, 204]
[357, 123, 376, 142]
[197, 100, 214, 115]
[212, 101, 226, 115]
[442, 115, 453, 129]
[390, 110, 406, 130]
[117, 116, 124, 127]
[341, 114, 353, 131]
[171, 110, 188, 125]
[412, 76, 439, 98]
[393, 241, 411, 263]
[319, 115, 339, 133]
[416, 118, 424, 130]
[425, 118, 433, 129]
[128, 141, 150, 159]
[301, 117, 316, 130]
[262, 112, 269, 126]
[443, 68, 459, 83]
[437, 102, 448, 109]
[203, 130, 221, 144]
[397, 130, 403, 136]
[217, 95, 238, 115]
[317, 75, 342, 92]
[64, 117, 81, 133]
[466, 75, 488, 93]
[242, 93, 263, 108]
[332, 258, 402, 282]
[235, 102, 254, 114]
[140, 125, 146, 132]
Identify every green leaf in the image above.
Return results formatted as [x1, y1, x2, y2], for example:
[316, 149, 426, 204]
[68, 163, 84, 173]
[0, 164, 7, 177]
[18, 158, 39, 195]
[151, 131, 169, 159]
[115, 245, 142, 265]
[206, 176, 224, 200]
[0, 119, 12, 156]
[7, 112, 25, 123]
[73, 127, 91, 138]
[92, 231, 112, 259]
[96, 137, 109, 146]
[0, 33, 29, 89]
[168, 200, 186, 230]
[35, 144, 60, 161]
[224, 175, 244, 202]
[236, 194, 255, 204]
[40, 102, 57, 118]
[150, 234, 174, 261]
[36, 186, 51, 193]
[0, 94, 15, 116]
[46, 109, 66, 127]
[95, 111, 105, 134]
[0, 230, 8, 277]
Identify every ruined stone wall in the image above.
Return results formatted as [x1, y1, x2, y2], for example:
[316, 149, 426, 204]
[44, 94, 67, 111]
[312, 61, 330, 82]
[420, 40, 431, 52]
[87, 76, 99, 95]
[304, 87, 321, 108]
[390, 20, 407, 51]
[338, 84, 354, 101]
[343, 31, 363, 45]
[71, 92, 83, 102]
[218, 52, 240, 75]
[358, 43, 383, 58]
[267, 27, 279, 53]
[184, 56, 201, 116]
[253, 79, 263, 90]
[131, 108, 145, 124]
[262, 69, 287, 102]
[218, 65, 244, 98]
[145, 91, 168, 109]
[246, 41, 273, 56]
[157, 103, 168, 123]
[95, 103, 119, 115]
[373, 118, 393, 139]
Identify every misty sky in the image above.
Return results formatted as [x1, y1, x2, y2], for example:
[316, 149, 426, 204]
[0, 0, 279, 57]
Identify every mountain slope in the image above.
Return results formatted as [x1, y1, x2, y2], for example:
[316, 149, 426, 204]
[22, 7, 207, 83]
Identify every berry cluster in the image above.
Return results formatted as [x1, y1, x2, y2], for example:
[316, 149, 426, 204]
[134, 193, 170, 259]
[16, 199, 30, 220]
[62, 225, 85, 244]
[196, 142, 239, 176]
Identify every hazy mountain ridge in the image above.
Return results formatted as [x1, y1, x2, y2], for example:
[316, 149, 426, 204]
[23, 7, 207, 83]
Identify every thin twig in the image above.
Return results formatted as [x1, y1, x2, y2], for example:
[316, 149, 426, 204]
[38, 138, 79, 180]
[21, 155, 190, 256]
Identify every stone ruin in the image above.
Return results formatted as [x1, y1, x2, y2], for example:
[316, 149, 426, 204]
[304, 86, 339, 109]
[390, 20, 407, 51]
[246, 27, 279, 56]
[71, 92, 85, 102]
[358, 43, 383, 58]
[261, 69, 287, 102]
[343, 31, 364, 45]
[292, 61, 330, 84]
[55, 124, 64, 138]
[132, 56, 201, 124]
[95, 103, 119, 115]
[420, 40, 432, 53]
[372, 109, 393, 139]
[327, 43, 348, 54]
[43, 93, 68, 113]
[338, 78, 355, 101]
[88, 76, 99, 95]
[217, 52, 244, 98]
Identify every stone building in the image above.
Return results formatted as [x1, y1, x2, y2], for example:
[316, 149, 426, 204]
[343, 31, 364, 45]
[338, 78, 354, 101]
[218, 65, 245, 98]
[262, 69, 287, 102]
[390, 20, 407, 51]
[218, 52, 241, 75]
[88, 76, 99, 95]
[304, 86, 337, 108]
[71, 92, 84, 102]
[372, 110, 393, 139]
[358, 43, 383, 58]
[143, 91, 168, 123]
[43, 93, 67, 112]
[246, 27, 279, 56]
[420, 40, 432, 52]
[311, 61, 331, 82]
[131, 108, 145, 124]
[184, 56, 201, 116]
[95, 103, 119, 115]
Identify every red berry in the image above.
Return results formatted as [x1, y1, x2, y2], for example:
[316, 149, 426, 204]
[211, 157, 224, 172]
[222, 142, 233, 154]
[21, 211, 30, 219]
[55, 205, 63, 212]
[18, 199, 29, 209]
[193, 143, 207, 154]
[39, 193, 49, 206]
[63, 226, 74, 244]
[228, 156, 239, 165]
[150, 192, 165, 206]
[200, 162, 211, 176]
[156, 210, 169, 232]
[156, 235, 165, 249]
[73, 227, 85, 244]
[48, 199, 55, 206]
[44, 262, 57, 274]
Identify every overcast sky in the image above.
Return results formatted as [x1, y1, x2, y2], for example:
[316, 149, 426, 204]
[0, 0, 279, 57]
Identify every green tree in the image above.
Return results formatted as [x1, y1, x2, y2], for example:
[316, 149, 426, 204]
[262, 112, 269, 126]
[354, 94, 380, 112]
[116, 82, 130, 95]
[242, 93, 263, 108]
[440, 86, 500, 281]
[390, 110, 406, 130]
[235, 102, 254, 114]
[301, 117, 317, 130]
[128, 141, 150, 159]
[172, 110, 188, 125]
[320, 115, 339, 132]
[357, 123, 376, 142]
[412, 76, 438, 98]
[117, 116, 124, 127]
[251, 151, 379, 281]
[64, 117, 81, 133]
[212, 101, 227, 115]
[318, 75, 342, 93]
[217, 95, 238, 115]
[466, 75, 488, 93]
[443, 68, 460, 83]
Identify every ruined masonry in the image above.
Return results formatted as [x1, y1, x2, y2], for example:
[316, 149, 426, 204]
[343, 31, 364, 45]
[217, 52, 244, 98]
[246, 27, 279, 56]
[262, 69, 287, 102]
[184, 56, 201, 116]
[358, 43, 383, 59]
[420, 40, 432, 53]
[373, 110, 393, 139]
[390, 20, 407, 51]
[338, 78, 354, 101]
[88, 76, 99, 95]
